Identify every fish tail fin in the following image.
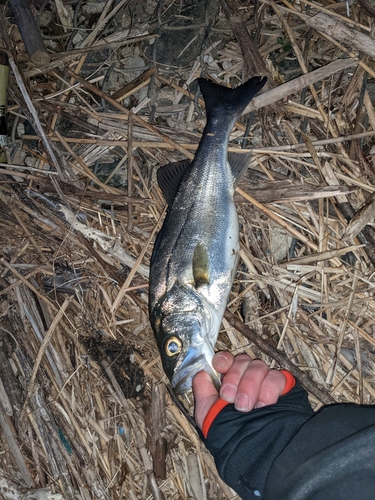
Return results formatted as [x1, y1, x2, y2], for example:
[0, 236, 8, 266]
[199, 76, 267, 121]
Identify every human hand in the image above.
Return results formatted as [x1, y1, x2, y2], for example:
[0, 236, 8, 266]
[193, 351, 290, 430]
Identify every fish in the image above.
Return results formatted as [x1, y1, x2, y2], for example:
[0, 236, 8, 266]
[149, 76, 267, 394]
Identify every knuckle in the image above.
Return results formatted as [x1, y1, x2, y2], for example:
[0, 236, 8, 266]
[270, 369, 287, 387]
[259, 385, 278, 404]
[225, 368, 244, 381]
[250, 358, 268, 368]
[236, 354, 252, 363]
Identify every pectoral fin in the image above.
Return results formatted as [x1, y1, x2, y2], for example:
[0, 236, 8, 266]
[156, 160, 191, 205]
[192, 242, 210, 287]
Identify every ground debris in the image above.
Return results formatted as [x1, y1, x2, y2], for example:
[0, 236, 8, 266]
[0, 0, 375, 498]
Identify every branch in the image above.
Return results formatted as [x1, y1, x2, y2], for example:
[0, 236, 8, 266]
[244, 58, 357, 114]
[224, 309, 336, 405]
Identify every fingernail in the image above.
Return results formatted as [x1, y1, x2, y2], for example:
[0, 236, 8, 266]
[255, 401, 266, 409]
[220, 384, 237, 402]
[214, 354, 228, 370]
[235, 394, 250, 411]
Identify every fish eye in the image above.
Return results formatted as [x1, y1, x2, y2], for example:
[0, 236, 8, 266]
[164, 336, 182, 356]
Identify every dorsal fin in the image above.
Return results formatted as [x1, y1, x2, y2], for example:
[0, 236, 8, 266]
[156, 152, 252, 205]
[228, 152, 252, 187]
[192, 242, 210, 288]
[156, 160, 191, 206]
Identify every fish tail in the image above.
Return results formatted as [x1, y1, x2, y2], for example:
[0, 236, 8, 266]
[198, 76, 267, 122]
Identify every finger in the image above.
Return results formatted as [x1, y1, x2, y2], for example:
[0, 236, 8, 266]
[219, 354, 253, 403]
[234, 359, 270, 411]
[193, 370, 220, 430]
[255, 369, 287, 408]
[212, 351, 235, 373]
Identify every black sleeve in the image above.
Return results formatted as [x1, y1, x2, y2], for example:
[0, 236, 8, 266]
[265, 402, 375, 500]
[202, 383, 375, 500]
[202, 382, 314, 499]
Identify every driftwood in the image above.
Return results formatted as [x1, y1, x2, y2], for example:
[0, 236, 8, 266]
[306, 13, 375, 59]
[9, 0, 50, 67]
[244, 58, 358, 114]
[144, 383, 167, 480]
[238, 180, 357, 204]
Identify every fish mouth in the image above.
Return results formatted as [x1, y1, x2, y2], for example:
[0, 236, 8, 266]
[171, 348, 221, 394]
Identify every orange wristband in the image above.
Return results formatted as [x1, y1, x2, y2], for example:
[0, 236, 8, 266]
[202, 398, 229, 438]
[280, 370, 296, 395]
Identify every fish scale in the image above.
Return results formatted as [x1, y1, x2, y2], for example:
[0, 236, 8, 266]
[149, 76, 267, 393]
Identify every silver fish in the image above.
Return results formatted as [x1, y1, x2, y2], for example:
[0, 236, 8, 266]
[149, 76, 267, 393]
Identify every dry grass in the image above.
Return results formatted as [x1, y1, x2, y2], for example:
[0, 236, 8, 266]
[1, 0, 375, 499]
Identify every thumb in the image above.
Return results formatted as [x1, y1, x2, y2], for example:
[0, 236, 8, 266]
[193, 370, 220, 430]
